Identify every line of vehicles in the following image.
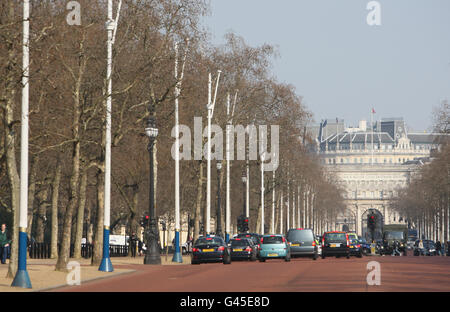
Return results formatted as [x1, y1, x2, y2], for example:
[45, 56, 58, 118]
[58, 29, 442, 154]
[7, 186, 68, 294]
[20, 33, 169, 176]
[190, 228, 376, 265]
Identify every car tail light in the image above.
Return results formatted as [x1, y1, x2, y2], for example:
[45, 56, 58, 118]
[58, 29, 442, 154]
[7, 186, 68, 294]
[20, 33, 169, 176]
[217, 246, 225, 251]
[244, 247, 252, 252]
[261, 238, 264, 243]
[282, 237, 286, 243]
[357, 244, 361, 248]
[192, 248, 199, 252]
[235, 238, 241, 240]
[297, 228, 303, 230]
[258, 244, 260, 249]
[312, 241, 316, 247]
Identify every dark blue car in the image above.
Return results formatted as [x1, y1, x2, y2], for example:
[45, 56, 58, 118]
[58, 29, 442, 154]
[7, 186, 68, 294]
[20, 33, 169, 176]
[358, 236, 371, 255]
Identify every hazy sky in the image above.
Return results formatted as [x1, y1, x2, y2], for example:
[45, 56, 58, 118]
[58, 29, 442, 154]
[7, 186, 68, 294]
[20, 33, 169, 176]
[203, 0, 450, 131]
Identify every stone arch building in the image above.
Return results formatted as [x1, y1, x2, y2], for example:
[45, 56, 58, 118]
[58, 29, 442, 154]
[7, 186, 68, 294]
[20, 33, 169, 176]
[309, 117, 446, 238]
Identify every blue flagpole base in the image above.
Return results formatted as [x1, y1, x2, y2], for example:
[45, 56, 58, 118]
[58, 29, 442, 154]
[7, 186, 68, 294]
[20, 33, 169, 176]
[99, 257, 113, 272]
[98, 227, 113, 272]
[11, 270, 32, 289]
[172, 230, 183, 263]
[225, 233, 230, 243]
[172, 250, 183, 263]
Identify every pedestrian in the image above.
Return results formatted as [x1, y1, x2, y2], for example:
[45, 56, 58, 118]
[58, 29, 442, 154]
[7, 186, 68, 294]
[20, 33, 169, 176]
[418, 240, 424, 256]
[392, 240, 401, 256]
[436, 240, 442, 256]
[138, 240, 143, 256]
[129, 232, 138, 257]
[0, 224, 11, 264]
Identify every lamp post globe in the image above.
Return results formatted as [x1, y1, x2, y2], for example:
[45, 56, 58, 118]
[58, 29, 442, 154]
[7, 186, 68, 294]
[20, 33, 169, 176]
[144, 116, 161, 265]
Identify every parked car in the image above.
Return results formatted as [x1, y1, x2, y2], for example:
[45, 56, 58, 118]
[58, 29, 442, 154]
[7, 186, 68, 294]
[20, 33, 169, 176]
[258, 235, 290, 262]
[413, 240, 437, 256]
[229, 238, 257, 261]
[286, 228, 318, 260]
[191, 236, 231, 265]
[321, 231, 350, 259]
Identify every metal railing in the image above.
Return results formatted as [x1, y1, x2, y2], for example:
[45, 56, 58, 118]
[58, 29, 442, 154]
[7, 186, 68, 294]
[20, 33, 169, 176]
[27, 242, 129, 259]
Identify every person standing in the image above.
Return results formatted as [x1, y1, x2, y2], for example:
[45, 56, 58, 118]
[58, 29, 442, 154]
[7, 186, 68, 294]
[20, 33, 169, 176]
[418, 240, 424, 256]
[0, 224, 11, 264]
[130, 232, 138, 257]
[435, 241, 442, 256]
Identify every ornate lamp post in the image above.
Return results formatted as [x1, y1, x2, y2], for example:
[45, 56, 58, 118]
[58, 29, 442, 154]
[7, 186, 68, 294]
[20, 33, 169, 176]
[216, 162, 223, 238]
[144, 116, 161, 265]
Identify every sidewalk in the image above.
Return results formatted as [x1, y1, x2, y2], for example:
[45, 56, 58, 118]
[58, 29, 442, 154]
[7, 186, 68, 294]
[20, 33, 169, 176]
[0, 255, 190, 292]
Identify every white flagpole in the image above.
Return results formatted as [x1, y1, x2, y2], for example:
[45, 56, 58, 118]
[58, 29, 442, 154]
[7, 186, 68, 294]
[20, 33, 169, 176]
[12, 0, 32, 288]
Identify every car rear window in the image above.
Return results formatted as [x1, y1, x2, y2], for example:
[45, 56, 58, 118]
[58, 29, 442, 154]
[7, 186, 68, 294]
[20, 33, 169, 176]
[262, 236, 283, 244]
[324, 233, 347, 242]
[231, 239, 250, 247]
[194, 237, 223, 246]
[237, 234, 259, 245]
[287, 229, 314, 242]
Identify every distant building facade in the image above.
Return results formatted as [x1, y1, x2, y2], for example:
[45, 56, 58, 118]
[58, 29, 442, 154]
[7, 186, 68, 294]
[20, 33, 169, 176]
[310, 117, 446, 239]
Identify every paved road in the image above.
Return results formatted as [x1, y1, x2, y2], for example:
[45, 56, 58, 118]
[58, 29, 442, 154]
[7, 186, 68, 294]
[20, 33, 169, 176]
[52, 254, 450, 292]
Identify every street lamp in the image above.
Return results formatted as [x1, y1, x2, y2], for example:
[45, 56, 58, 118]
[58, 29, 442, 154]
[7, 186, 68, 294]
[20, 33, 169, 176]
[216, 162, 223, 238]
[144, 116, 161, 265]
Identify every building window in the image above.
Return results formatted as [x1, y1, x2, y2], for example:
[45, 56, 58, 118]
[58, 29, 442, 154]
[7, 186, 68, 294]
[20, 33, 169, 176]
[384, 158, 386, 163]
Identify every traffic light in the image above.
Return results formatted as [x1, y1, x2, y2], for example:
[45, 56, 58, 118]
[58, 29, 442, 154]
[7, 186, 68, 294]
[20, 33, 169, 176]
[141, 215, 150, 228]
[367, 214, 376, 230]
[243, 217, 249, 232]
[237, 215, 244, 232]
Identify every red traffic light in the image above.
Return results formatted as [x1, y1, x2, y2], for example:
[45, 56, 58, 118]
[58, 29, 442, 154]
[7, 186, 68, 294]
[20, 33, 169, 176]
[145, 215, 149, 219]
[244, 219, 248, 223]
[370, 216, 374, 219]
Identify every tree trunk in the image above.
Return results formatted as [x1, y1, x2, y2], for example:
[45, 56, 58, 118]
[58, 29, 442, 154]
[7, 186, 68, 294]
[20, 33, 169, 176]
[35, 186, 49, 243]
[4, 95, 20, 278]
[26, 156, 39, 238]
[92, 168, 105, 266]
[55, 138, 81, 271]
[3, 0, 19, 279]
[73, 168, 88, 259]
[50, 162, 61, 259]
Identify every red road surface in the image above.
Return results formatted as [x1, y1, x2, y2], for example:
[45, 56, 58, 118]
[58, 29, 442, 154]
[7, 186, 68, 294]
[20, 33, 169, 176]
[52, 255, 450, 292]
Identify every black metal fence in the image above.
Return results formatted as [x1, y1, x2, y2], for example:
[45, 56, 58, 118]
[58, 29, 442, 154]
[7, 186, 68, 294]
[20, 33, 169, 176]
[28, 242, 129, 259]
